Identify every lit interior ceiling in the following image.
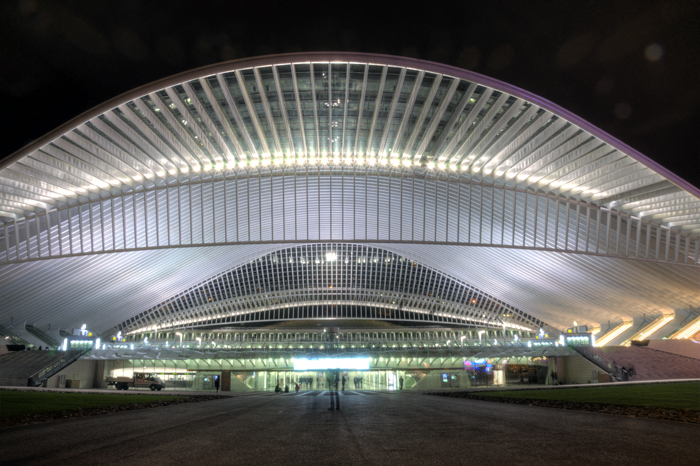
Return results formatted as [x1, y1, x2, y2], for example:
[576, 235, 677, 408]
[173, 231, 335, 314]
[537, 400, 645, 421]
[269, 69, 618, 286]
[120, 244, 545, 334]
[0, 52, 698, 336]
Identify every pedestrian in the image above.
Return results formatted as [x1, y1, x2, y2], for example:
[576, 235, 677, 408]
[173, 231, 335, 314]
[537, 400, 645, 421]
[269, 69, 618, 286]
[328, 370, 340, 411]
[214, 375, 220, 393]
[295, 382, 300, 393]
[399, 376, 404, 390]
[285, 384, 289, 393]
[342, 375, 346, 391]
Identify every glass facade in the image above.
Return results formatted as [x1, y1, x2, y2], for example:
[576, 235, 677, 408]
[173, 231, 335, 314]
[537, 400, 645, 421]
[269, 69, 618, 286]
[102, 357, 554, 392]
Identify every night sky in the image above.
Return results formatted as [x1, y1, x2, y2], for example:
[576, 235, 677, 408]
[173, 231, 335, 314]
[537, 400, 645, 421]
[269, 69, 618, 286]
[1, 0, 698, 188]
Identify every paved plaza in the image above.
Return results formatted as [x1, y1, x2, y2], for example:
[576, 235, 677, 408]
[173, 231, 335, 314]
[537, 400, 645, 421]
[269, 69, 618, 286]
[2, 390, 698, 465]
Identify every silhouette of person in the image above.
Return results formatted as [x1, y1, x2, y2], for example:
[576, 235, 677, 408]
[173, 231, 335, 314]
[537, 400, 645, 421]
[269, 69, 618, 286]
[328, 370, 340, 411]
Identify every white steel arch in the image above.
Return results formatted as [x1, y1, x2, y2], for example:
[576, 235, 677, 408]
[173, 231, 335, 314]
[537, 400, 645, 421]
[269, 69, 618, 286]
[1, 53, 698, 336]
[121, 244, 544, 334]
[1, 53, 698, 268]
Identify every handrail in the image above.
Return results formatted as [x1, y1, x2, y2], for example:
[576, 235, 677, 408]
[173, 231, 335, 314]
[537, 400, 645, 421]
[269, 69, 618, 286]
[25, 325, 60, 348]
[26, 348, 92, 387]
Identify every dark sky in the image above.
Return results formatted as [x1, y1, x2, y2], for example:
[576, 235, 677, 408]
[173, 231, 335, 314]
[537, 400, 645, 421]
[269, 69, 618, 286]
[1, 0, 698, 187]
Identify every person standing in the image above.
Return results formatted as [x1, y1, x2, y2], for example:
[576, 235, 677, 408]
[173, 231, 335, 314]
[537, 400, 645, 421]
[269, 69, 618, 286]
[342, 375, 346, 391]
[399, 376, 404, 390]
[328, 370, 340, 411]
[214, 375, 220, 393]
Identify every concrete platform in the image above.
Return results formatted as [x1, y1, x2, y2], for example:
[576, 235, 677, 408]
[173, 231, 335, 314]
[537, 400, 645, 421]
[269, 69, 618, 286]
[1, 387, 699, 465]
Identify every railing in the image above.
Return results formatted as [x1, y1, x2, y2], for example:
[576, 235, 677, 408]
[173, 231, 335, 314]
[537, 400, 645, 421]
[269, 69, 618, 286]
[102, 337, 561, 352]
[25, 325, 60, 349]
[0, 324, 33, 347]
[27, 348, 92, 387]
[571, 345, 621, 381]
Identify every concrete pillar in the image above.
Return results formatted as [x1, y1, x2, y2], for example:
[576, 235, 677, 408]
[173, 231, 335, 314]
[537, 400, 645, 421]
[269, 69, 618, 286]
[221, 370, 231, 392]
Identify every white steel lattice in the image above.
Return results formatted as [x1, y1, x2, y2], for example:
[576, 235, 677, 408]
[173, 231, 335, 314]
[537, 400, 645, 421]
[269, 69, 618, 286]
[1, 53, 699, 335]
[122, 244, 542, 333]
[1, 53, 698, 268]
[0, 172, 697, 266]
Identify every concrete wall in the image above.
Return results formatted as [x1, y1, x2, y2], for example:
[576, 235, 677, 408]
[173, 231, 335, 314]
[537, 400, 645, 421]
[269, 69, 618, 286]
[557, 355, 604, 385]
[46, 359, 97, 389]
[647, 340, 700, 359]
[411, 371, 469, 390]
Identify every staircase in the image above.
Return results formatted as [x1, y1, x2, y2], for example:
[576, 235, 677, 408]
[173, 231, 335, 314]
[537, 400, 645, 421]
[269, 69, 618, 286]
[588, 345, 700, 381]
[0, 349, 88, 387]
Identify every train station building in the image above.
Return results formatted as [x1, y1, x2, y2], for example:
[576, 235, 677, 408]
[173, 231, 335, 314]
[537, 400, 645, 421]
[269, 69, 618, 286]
[1, 52, 698, 391]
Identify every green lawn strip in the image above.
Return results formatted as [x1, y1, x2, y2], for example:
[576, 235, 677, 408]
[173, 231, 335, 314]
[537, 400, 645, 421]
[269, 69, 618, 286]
[475, 382, 700, 411]
[0, 391, 189, 419]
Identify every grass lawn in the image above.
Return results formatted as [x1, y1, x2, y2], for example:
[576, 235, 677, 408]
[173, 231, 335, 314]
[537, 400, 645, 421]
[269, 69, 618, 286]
[0, 391, 188, 419]
[477, 381, 700, 411]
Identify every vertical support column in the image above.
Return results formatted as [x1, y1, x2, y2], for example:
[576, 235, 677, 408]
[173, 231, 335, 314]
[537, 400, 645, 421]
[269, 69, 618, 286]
[78, 204, 85, 254]
[644, 220, 651, 259]
[615, 213, 621, 255]
[625, 214, 632, 257]
[58, 207, 64, 256]
[554, 198, 560, 250]
[674, 232, 680, 264]
[46, 209, 53, 257]
[584, 204, 591, 253]
[564, 200, 570, 251]
[89, 200, 95, 253]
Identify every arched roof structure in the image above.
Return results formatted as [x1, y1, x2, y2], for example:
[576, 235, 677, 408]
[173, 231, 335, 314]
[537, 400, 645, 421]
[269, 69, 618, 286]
[1, 52, 698, 341]
[121, 244, 544, 335]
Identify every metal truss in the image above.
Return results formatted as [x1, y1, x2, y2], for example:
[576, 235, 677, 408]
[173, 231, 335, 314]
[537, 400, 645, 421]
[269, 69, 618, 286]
[85, 340, 578, 363]
[121, 244, 542, 333]
[1, 53, 699, 335]
[0, 171, 697, 267]
[1, 53, 698, 267]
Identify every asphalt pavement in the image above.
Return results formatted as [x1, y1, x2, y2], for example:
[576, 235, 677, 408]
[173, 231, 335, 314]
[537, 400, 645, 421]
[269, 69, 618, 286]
[2, 390, 698, 465]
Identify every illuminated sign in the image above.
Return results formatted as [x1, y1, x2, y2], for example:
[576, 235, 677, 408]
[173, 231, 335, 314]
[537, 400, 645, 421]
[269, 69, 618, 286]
[292, 358, 370, 371]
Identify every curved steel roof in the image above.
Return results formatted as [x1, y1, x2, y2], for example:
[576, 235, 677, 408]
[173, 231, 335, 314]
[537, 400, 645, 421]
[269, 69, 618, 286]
[0, 53, 698, 339]
[121, 244, 543, 334]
